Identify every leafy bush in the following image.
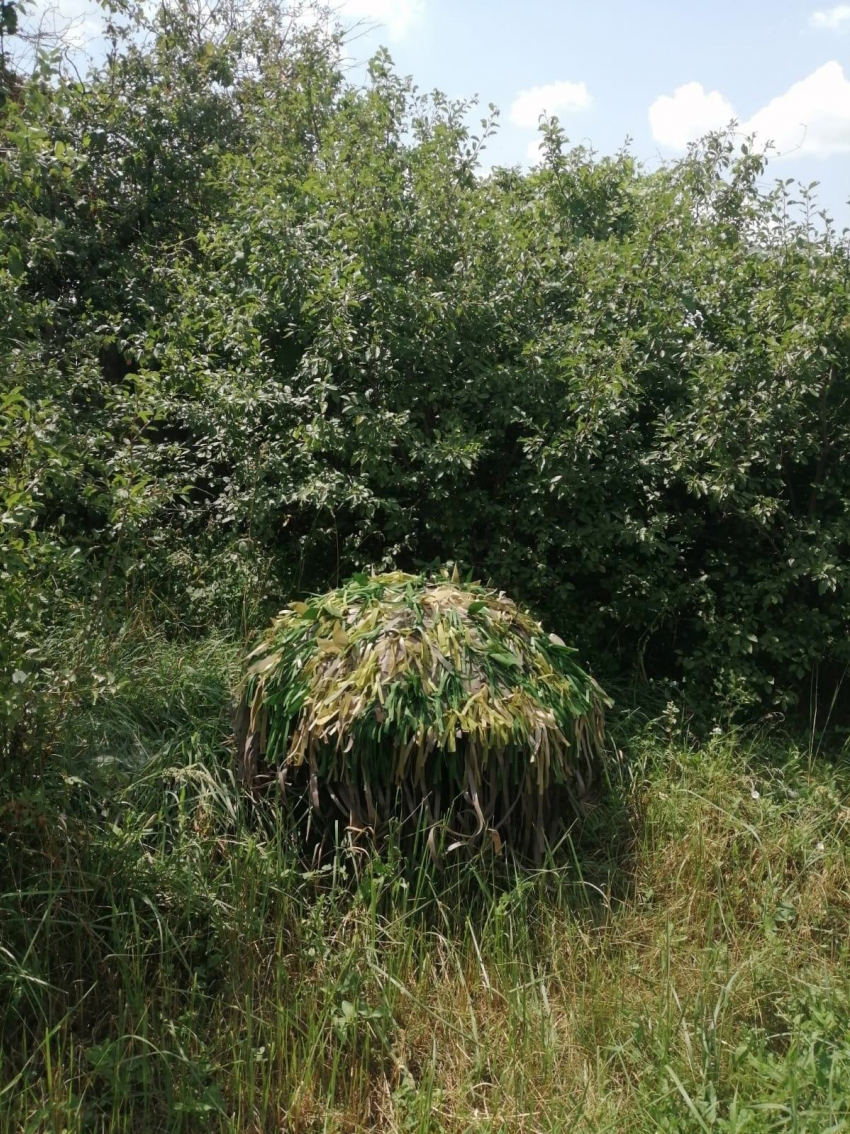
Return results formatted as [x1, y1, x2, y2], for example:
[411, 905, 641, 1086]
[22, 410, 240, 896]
[1, 0, 849, 732]
[237, 570, 609, 856]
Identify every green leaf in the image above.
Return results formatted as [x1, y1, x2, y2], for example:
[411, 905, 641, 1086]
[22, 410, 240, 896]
[1, 3, 18, 35]
[7, 248, 24, 279]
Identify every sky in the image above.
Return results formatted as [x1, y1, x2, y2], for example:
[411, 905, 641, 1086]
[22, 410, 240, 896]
[21, 0, 850, 226]
[342, 0, 850, 226]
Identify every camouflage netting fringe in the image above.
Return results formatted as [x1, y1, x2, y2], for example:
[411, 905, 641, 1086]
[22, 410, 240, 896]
[235, 570, 611, 859]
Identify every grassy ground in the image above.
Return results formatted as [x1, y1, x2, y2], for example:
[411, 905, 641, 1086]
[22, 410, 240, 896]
[2, 632, 849, 1133]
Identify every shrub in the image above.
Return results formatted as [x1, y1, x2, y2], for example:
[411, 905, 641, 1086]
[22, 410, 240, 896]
[236, 570, 610, 857]
[3, 1, 849, 723]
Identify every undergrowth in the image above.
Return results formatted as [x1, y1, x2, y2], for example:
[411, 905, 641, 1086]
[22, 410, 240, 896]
[2, 632, 849, 1133]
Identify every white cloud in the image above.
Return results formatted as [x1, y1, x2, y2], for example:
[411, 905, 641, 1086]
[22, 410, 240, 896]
[509, 80, 592, 128]
[648, 63, 850, 159]
[525, 136, 545, 165]
[744, 61, 850, 156]
[648, 82, 735, 150]
[343, 0, 424, 39]
[810, 5, 850, 29]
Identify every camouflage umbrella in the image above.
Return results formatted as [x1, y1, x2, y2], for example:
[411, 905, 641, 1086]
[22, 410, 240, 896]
[236, 570, 611, 858]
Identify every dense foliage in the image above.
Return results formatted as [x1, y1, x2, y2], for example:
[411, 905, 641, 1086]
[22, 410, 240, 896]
[2, 0, 850, 752]
[238, 570, 609, 854]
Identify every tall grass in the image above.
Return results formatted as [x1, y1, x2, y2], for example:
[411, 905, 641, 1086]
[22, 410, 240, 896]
[2, 632, 849, 1133]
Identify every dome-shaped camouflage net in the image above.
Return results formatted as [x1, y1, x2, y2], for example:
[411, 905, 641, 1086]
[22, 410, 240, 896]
[236, 570, 611, 857]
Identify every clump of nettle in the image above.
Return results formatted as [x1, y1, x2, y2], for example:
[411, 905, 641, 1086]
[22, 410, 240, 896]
[236, 570, 611, 859]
